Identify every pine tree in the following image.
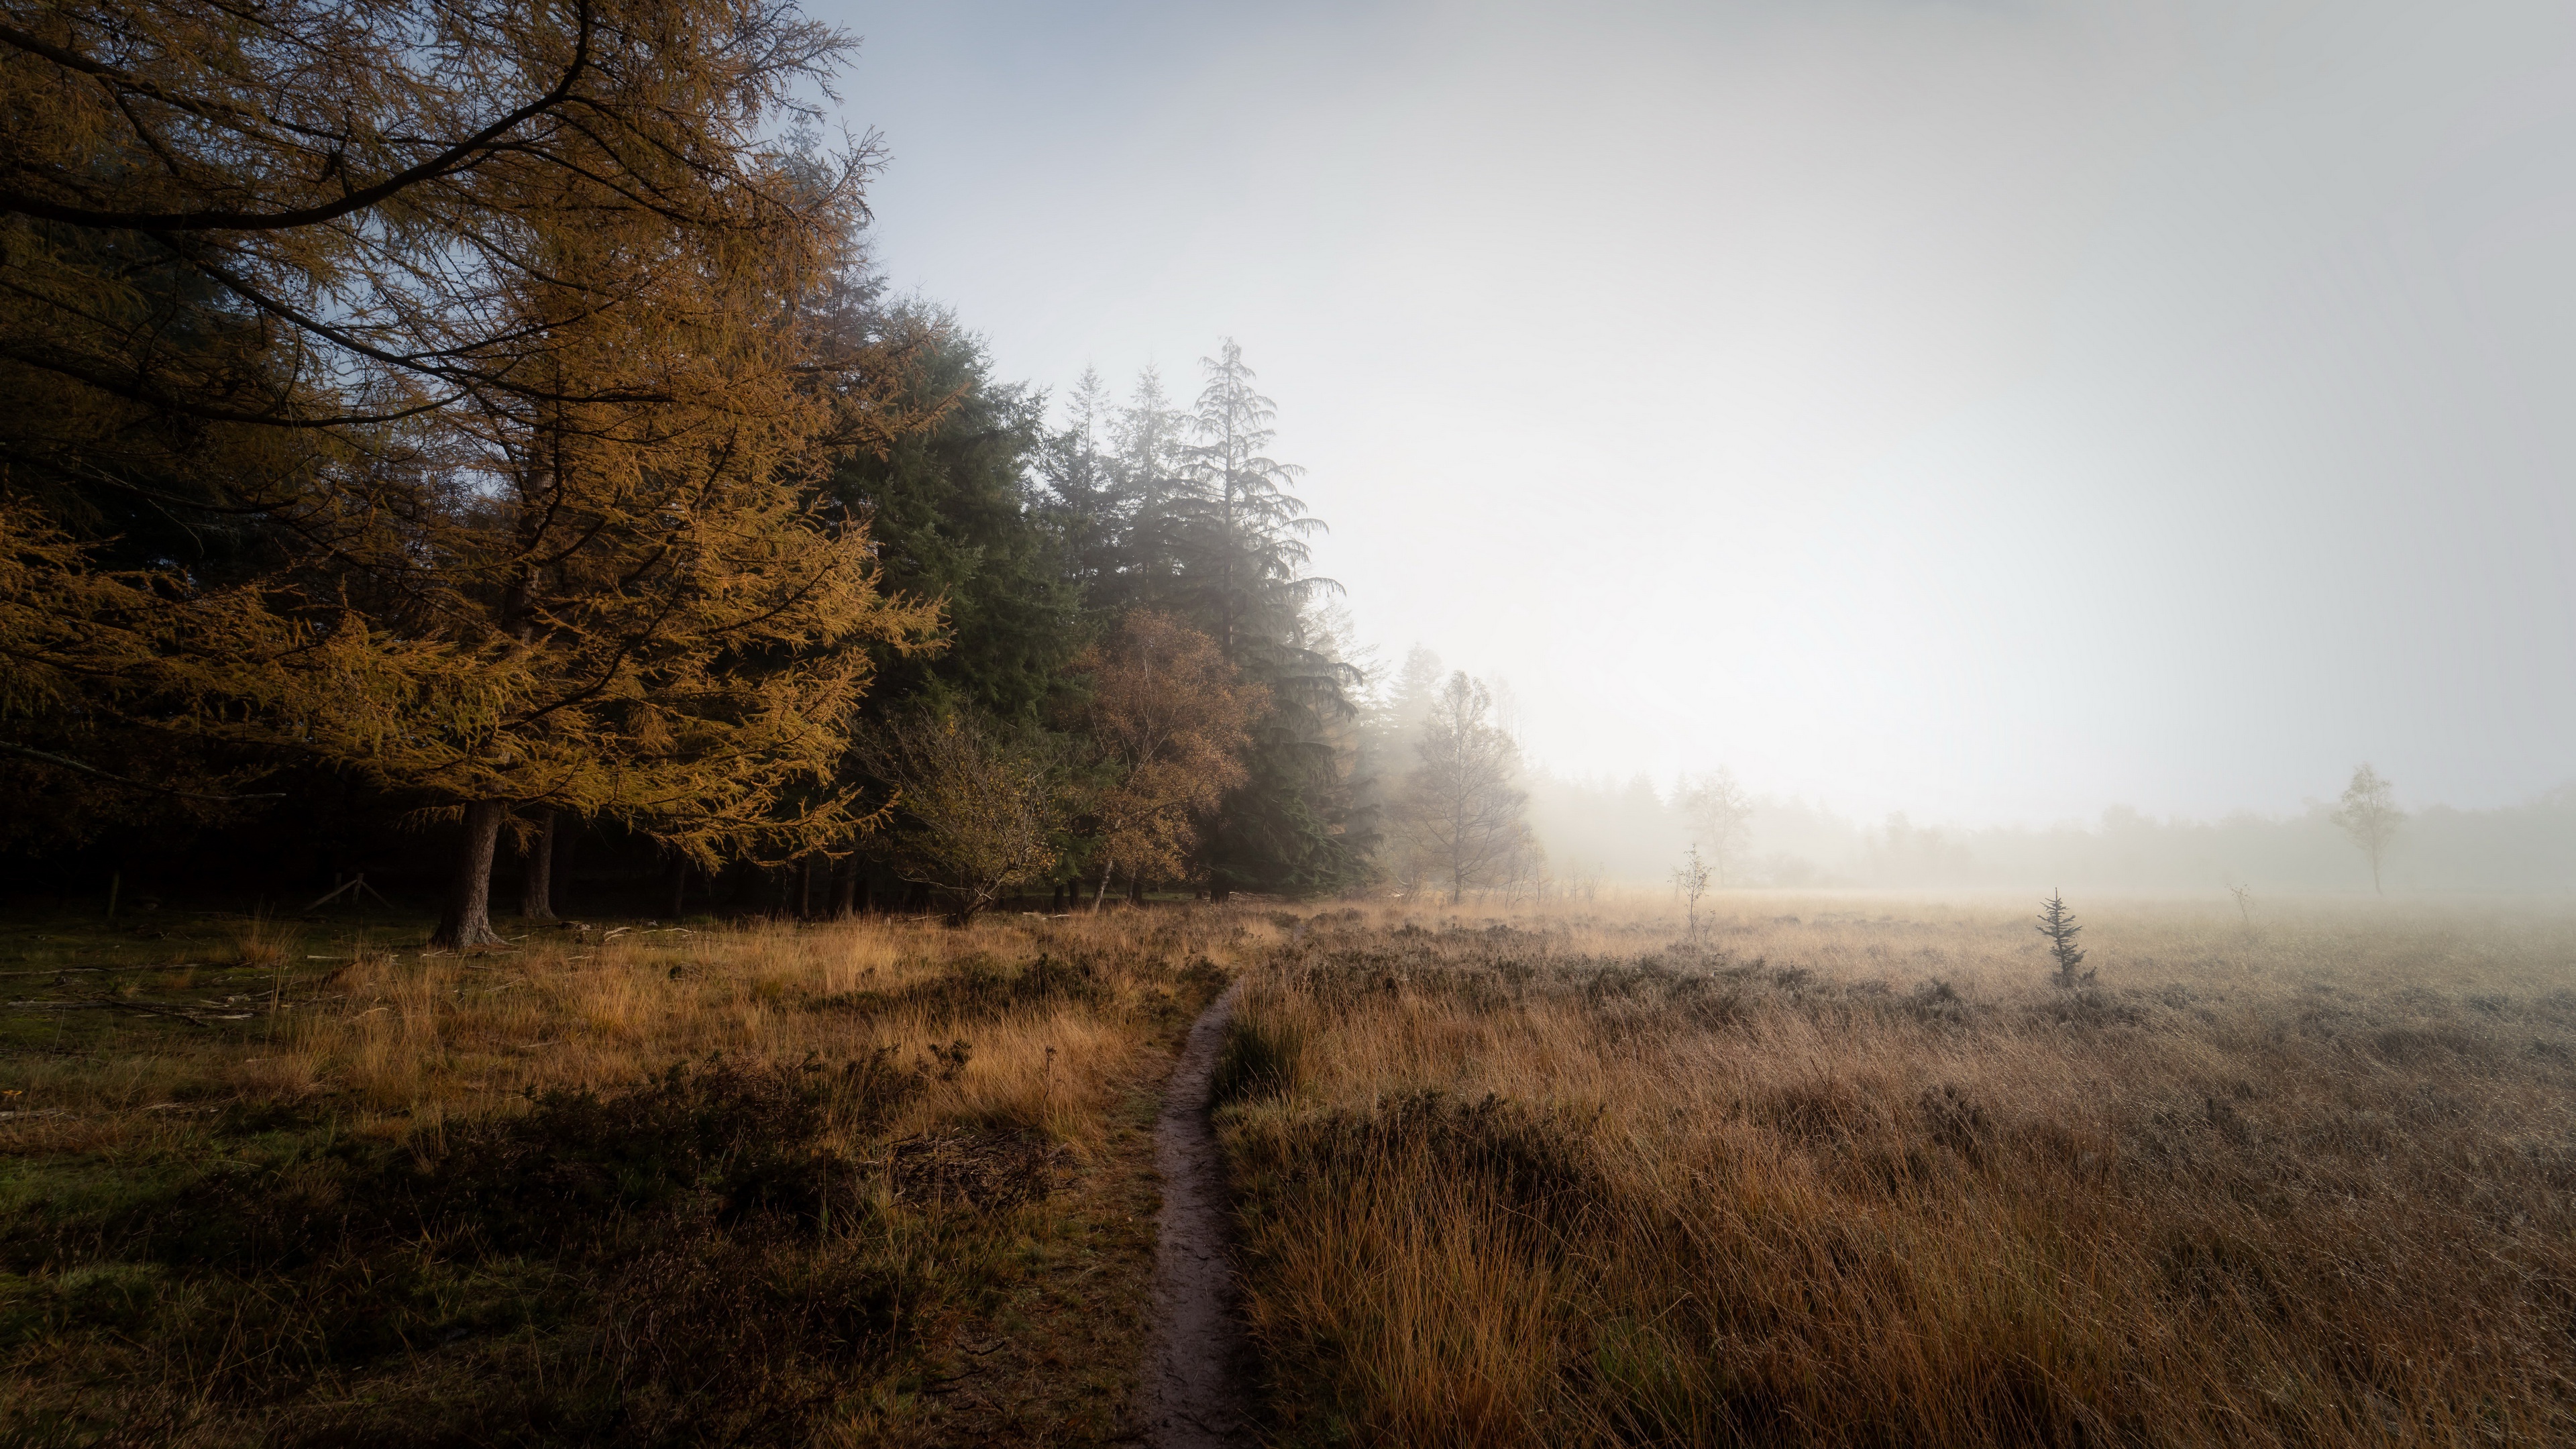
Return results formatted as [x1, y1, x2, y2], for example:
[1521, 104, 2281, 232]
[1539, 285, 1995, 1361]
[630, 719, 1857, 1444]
[1036, 366, 1129, 602]
[823, 310, 1079, 724]
[1168, 340, 1332, 664]
[1107, 365, 1189, 608]
[1185, 344, 1366, 896]
[2037, 890, 2093, 989]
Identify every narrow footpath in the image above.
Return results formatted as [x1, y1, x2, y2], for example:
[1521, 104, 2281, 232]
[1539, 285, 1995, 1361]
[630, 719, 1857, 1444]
[1139, 978, 1250, 1448]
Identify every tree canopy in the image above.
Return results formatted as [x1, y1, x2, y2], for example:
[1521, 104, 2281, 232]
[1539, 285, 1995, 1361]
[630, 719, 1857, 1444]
[1, 0, 1392, 924]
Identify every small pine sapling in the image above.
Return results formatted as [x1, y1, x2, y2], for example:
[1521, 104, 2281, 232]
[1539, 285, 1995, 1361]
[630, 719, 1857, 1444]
[1671, 845, 1713, 943]
[2037, 889, 2094, 989]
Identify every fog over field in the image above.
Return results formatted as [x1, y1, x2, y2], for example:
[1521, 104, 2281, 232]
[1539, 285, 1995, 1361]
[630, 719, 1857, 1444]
[17, 3, 2576, 1442]
[832, 0, 2576, 847]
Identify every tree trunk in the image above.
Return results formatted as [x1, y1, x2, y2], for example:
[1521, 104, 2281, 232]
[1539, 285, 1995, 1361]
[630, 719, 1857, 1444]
[854, 870, 873, 916]
[1093, 865, 1114, 912]
[833, 856, 859, 918]
[551, 822, 575, 917]
[665, 855, 688, 919]
[521, 809, 556, 920]
[1129, 874, 1145, 906]
[431, 800, 508, 949]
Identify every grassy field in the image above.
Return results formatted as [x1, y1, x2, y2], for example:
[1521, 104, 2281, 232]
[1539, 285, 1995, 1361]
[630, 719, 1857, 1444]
[1216, 894, 2576, 1447]
[0, 904, 1277, 1446]
[6, 893, 2571, 1447]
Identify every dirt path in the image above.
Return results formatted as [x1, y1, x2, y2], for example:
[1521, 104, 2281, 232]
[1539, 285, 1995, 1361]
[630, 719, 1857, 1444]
[1140, 977, 1250, 1448]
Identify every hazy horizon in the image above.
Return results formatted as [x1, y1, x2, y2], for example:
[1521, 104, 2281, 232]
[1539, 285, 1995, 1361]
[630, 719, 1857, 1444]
[824, 0, 2576, 830]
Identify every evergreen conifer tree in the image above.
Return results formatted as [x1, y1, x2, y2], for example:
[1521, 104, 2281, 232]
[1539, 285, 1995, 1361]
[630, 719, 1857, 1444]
[1036, 366, 1129, 604]
[1107, 365, 1189, 609]
[1168, 340, 1330, 663]
[2038, 890, 2093, 989]
[1146, 341, 1367, 895]
[822, 309, 1079, 724]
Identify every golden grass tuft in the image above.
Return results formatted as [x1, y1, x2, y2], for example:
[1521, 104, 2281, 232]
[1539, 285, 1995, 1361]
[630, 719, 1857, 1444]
[223, 912, 297, 971]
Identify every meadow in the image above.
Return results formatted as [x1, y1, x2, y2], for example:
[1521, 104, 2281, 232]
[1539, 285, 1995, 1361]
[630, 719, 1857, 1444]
[1216, 894, 2576, 1447]
[0, 904, 1272, 1446]
[3, 892, 2570, 1448]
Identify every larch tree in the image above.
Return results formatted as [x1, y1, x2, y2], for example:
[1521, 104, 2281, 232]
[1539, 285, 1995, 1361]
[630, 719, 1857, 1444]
[1395, 671, 1533, 905]
[0, 0, 945, 946]
[1067, 611, 1264, 907]
[2331, 763, 2403, 895]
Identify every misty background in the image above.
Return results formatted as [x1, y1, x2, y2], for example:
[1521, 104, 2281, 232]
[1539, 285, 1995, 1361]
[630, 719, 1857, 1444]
[820, 0, 2576, 888]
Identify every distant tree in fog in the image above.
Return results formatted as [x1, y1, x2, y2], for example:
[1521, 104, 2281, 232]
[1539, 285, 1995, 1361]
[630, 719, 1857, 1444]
[1358, 645, 1444, 894]
[1501, 830, 1550, 906]
[2225, 877, 2255, 929]
[1676, 769, 1754, 883]
[2331, 763, 2403, 894]
[1371, 646, 1446, 763]
[1393, 672, 1534, 904]
[1672, 844, 1713, 940]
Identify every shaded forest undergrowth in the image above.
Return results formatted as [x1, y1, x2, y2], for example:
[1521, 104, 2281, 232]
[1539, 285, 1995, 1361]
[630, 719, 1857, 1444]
[1217, 899, 2576, 1448]
[0, 908, 1273, 1446]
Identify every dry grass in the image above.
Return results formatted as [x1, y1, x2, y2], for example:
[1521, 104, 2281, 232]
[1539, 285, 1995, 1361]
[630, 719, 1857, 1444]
[0, 906, 1283, 1446]
[1218, 894, 2576, 1448]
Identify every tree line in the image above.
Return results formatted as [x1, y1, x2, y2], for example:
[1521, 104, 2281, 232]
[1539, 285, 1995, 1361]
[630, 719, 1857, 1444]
[1, 0, 1483, 938]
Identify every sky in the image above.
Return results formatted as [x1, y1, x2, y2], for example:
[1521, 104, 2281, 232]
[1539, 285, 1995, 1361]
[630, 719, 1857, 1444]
[812, 0, 2576, 828]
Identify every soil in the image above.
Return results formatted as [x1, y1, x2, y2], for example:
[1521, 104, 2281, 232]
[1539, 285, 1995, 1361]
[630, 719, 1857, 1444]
[1138, 977, 1251, 1448]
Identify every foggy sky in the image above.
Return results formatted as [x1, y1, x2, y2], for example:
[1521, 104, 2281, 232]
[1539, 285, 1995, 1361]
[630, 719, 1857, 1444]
[819, 0, 2576, 828]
